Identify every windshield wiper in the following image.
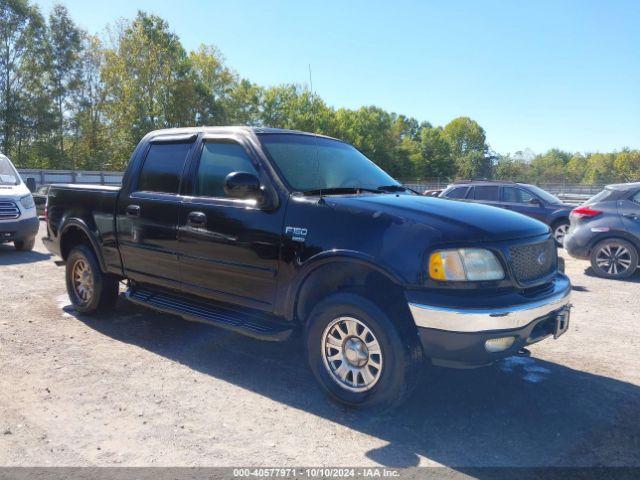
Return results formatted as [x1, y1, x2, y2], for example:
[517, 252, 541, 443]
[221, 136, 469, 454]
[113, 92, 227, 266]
[301, 187, 382, 196]
[377, 184, 408, 192]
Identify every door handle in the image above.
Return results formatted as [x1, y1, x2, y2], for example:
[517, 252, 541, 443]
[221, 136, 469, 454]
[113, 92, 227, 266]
[622, 213, 639, 220]
[126, 204, 140, 217]
[187, 211, 207, 227]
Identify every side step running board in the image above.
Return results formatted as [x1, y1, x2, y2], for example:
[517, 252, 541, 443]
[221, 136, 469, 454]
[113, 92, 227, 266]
[125, 286, 294, 342]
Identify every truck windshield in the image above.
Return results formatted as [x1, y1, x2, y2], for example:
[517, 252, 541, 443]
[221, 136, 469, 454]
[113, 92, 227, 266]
[259, 134, 400, 193]
[0, 155, 20, 186]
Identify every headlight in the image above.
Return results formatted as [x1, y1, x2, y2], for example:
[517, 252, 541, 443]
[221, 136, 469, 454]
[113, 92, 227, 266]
[20, 194, 35, 209]
[429, 248, 504, 281]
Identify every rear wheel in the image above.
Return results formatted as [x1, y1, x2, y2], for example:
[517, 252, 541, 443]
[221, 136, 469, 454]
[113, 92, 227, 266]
[14, 237, 35, 251]
[305, 292, 422, 409]
[66, 245, 119, 313]
[590, 239, 638, 279]
[552, 219, 570, 247]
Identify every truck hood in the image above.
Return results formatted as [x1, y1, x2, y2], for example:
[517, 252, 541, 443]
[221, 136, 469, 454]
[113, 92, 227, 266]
[328, 193, 550, 243]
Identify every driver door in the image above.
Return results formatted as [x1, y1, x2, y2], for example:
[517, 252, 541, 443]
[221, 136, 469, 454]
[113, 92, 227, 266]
[502, 186, 547, 222]
[176, 138, 284, 311]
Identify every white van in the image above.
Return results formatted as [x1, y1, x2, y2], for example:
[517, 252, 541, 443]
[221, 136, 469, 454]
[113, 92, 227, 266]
[0, 153, 39, 251]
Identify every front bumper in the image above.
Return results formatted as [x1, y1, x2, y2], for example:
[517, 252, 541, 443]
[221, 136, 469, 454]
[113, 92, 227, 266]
[0, 216, 40, 243]
[407, 274, 572, 368]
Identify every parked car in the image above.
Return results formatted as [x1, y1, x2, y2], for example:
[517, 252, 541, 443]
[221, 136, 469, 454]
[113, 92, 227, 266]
[0, 153, 39, 251]
[440, 180, 574, 246]
[422, 189, 443, 197]
[33, 184, 50, 217]
[564, 182, 640, 279]
[43, 127, 571, 408]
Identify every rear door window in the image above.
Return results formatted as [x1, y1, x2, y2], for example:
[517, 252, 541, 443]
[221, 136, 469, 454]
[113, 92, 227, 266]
[137, 143, 192, 194]
[473, 186, 500, 201]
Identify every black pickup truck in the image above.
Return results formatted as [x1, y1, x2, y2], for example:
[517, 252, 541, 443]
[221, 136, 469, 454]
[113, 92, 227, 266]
[43, 127, 572, 408]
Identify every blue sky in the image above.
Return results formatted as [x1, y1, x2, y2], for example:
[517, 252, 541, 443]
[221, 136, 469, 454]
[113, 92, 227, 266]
[33, 0, 640, 154]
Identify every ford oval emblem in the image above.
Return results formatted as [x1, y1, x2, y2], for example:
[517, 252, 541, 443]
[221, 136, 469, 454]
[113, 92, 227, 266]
[537, 251, 547, 265]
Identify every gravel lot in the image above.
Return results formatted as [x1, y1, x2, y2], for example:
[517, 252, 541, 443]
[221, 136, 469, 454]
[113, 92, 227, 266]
[1, 222, 639, 467]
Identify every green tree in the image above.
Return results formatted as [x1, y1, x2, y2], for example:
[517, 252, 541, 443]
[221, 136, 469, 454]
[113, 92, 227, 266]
[101, 11, 192, 165]
[494, 154, 530, 181]
[529, 149, 571, 183]
[442, 117, 491, 178]
[48, 3, 83, 165]
[0, 0, 47, 160]
[415, 125, 454, 179]
[614, 150, 640, 182]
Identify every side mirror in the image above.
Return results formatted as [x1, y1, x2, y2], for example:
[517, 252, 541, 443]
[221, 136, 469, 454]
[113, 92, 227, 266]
[26, 177, 36, 192]
[224, 171, 262, 200]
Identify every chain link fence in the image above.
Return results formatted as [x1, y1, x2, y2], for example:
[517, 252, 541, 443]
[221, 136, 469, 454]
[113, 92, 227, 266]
[17, 170, 604, 205]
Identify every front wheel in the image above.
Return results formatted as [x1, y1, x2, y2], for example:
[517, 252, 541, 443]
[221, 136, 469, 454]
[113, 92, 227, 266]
[305, 292, 422, 409]
[65, 245, 120, 314]
[590, 239, 638, 279]
[14, 237, 35, 251]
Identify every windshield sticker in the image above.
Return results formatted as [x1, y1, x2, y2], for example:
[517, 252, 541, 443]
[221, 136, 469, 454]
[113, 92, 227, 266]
[0, 174, 16, 184]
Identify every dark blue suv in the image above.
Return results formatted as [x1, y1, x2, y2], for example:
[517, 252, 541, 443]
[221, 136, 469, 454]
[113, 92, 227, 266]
[440, 181, 574, 245]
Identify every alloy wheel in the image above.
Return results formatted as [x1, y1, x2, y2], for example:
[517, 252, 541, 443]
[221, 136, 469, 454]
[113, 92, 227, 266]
[554, 223, 570, 245]
[595, 243, 633, 276]
[72, 258, 94, 303]
[321, 317, 383, 393]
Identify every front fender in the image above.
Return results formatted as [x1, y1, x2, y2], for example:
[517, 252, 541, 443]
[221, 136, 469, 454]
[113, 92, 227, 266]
[282, 250, 406, 321]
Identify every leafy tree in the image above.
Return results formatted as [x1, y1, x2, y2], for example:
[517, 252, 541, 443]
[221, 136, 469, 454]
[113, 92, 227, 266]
[415, 126, 454, 179]
[48, 3, 83, 164]
[614, 150, 640, 182]
[529, 149, 571, 183]
[187, 44, 237, 125]
[101, 11, 191, 164]
[0, 0, 47, 160]
[442, 117, 491, 178]
[494, 154, 530, 182]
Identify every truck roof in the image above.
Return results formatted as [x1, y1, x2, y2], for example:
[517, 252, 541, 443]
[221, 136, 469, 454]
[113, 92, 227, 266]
[145, 126, 340, 142]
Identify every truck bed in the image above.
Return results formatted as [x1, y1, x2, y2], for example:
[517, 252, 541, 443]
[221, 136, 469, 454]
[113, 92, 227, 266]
[46, 184, 123, 274]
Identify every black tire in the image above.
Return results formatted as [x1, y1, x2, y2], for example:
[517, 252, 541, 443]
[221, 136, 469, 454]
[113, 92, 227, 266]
[551, 219, 570, 247]
[590, 238, 638, 279]
[65, 244, 119, 314]
[14, 237, 35, 251]
[305, 292, 422, 410]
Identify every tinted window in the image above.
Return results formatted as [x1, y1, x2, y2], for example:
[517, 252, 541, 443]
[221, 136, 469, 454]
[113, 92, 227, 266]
[631, 191, 640, 205]
[586, 189, 613, 204]
[473, 186, 500, 201]
[519, 189, 535, 203]
[504, 187, 535, 203]
[445, 187, 468, 199]
[137, 143, 191, 194]
[196, 142, 258, 198]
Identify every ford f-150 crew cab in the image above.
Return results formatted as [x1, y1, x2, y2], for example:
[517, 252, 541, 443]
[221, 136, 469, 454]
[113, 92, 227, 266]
[43, 127, 572, 408]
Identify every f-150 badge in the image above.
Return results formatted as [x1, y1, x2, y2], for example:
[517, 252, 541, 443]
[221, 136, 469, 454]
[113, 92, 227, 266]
[285, 226, 308, 242]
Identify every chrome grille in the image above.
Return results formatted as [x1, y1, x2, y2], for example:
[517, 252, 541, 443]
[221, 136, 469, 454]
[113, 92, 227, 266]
[509, 238, 557, 283]
[0, 201, 20, 220]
